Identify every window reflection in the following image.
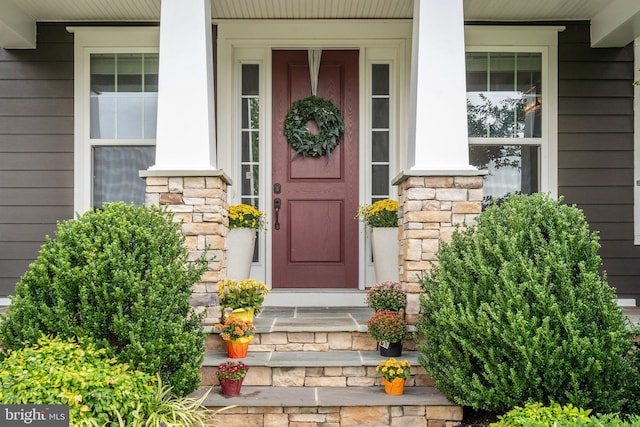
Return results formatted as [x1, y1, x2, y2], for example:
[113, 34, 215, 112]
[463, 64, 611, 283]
[90, 53, 159, 139]
[469, 145, 539, 199]
[466, 52, 541, 138]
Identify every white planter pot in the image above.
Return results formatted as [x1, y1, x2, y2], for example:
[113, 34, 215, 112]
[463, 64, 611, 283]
[226, 228, 256, 280]
[371, 227, 399, 282]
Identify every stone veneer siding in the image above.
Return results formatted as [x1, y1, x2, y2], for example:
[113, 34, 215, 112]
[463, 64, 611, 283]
[208, 405, 463, 427]
[142, 173, 229, 325]
[396, 175, 484, 324]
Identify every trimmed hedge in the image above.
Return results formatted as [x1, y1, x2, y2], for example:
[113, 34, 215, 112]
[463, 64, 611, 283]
[416, 193, 640, 414]
[0, 203, 208, 396]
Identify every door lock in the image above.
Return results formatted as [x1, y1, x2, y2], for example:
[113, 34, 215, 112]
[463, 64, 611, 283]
[274, 198, 281, 230]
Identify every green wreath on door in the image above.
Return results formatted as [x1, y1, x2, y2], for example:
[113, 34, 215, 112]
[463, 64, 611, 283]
[284, 95, 345, 159]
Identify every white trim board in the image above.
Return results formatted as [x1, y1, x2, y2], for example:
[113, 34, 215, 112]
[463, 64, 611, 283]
[618, 298, 637, 307]
[634, 37, 640, 245]
[265, 290, 367, 307]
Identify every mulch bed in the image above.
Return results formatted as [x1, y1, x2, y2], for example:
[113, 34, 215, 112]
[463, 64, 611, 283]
[454, 408, 500, 427]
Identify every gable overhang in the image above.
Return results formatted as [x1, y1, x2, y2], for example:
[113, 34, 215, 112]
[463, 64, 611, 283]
[0, 0, 35, 49]
[591, 0, 640, 47]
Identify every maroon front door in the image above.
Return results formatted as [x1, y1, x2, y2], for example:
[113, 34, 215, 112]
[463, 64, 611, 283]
[272, 50, 359, 288]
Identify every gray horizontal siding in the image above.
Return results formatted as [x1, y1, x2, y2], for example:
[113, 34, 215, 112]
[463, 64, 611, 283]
[558, 151, 634, 168]
[557, 21, 639, 302]
[559, 133, 633, 151]
[0, 206, 73, 224]
[0, 23, 74, 297]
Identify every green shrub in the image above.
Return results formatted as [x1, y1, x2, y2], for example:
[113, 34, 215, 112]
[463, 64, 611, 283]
[415, 193, 639, 413]
[0, 336, 217, 427]
[491, 402, 591, 427]
[492, 403, 640, 427]
[0, 336, 156, 425]
[569, 414, 640, 427]
[0, 203, 208, 396]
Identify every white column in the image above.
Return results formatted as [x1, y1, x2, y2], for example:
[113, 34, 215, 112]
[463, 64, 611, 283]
[406, 0, 473, 171]
[151, 0, 217, 171]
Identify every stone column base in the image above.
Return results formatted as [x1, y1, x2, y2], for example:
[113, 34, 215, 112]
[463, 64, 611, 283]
[394, 170, 486, 324]
[141, 169, 231, 324]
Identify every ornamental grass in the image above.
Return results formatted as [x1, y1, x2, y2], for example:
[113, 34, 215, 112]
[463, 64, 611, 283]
[356, 199, 398, 227]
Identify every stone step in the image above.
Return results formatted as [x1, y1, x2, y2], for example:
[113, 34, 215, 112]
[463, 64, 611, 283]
[200, 350, 435, 387]
[193, 386, 463, 426]
[205, 329, 417, 352]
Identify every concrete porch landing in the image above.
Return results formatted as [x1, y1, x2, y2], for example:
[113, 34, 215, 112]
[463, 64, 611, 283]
[252, 306, 374, 333]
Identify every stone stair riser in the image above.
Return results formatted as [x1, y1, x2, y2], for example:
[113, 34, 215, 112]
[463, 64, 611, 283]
[205, 404, 463, 427]
[200, 365, 435, 387]
[205, 331, 417, 352]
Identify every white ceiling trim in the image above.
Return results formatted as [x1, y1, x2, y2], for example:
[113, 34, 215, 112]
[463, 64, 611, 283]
[591, 0, 640, 47]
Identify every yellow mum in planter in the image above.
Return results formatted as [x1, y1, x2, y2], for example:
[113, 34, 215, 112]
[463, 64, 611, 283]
[228, 204, 267, 232]
[356, 199, 398, 228]
[218, 278, 270, 314]
[376, 358, 411, 382]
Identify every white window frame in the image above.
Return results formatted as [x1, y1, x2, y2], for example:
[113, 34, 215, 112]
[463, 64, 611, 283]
[634, 37, 640, 245]
[69, 27, 159, 214]
[464, 26, 562, 199]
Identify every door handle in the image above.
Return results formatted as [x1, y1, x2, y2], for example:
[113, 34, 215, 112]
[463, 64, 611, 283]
[274, 198, 281, 230]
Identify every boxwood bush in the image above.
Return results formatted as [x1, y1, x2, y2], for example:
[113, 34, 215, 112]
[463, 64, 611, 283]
[416, 193, 640, 414]
[0, 203, 208, 396]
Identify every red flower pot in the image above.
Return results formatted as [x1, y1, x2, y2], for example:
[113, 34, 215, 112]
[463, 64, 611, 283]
[219, 377, 245, 396]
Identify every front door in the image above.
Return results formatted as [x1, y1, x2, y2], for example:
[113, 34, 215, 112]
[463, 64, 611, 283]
[272, 50, 359, 288]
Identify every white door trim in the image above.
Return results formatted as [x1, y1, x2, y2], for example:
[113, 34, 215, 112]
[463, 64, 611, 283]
[216, 20, 411, 305]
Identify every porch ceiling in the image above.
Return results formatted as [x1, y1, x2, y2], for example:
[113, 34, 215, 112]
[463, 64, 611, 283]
[1, 0, 639, 48]
[8, 0, 615, 21]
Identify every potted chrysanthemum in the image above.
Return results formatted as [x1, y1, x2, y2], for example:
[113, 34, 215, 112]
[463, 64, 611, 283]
[227, 203, 267, 280]
[218, 278, 270, 322]
[367, 309, 407, 357]
[376, 358, 411, 395]
[216, 360, 249, 396]
[366, 281, 407, 312]
[355, 199, 399, 282]
[215, 316, 256, 358]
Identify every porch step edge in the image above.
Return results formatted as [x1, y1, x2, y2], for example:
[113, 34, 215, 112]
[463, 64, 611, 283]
[194, 386, 457, 408]
[203, 350, 420, 368]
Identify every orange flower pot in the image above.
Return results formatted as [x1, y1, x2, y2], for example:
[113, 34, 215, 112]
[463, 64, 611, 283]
[382, 377, 405, 395]
[225, 337, 253, 358]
